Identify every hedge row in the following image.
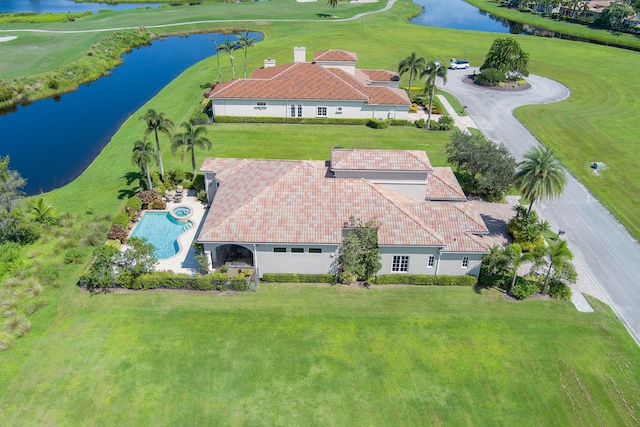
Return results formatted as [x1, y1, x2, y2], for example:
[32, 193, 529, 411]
[373, 274, 478, 286]
[214, 116, 412, 127]
[261, 273, 336, 283]
[120, 271, 250, 291]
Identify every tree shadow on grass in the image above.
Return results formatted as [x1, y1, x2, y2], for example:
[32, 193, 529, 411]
[316, 13, 333, 18]
[118, 172, 143, 199]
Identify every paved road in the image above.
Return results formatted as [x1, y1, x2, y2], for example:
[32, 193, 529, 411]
[443, 68, 640, 345]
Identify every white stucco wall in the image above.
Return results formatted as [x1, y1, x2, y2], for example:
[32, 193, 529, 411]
[255, 244, 339, 276]
[436, 253, 483, 277]
[211, 99, 408, 120]
[378, 246, 441, 275]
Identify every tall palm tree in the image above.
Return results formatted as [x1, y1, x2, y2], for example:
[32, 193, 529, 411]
[542, 239, 574, 294]
[131, 139, 156, 190]
[397, 52, 426, 99]
[327, 0, 341, 18]
[139, 109, 173, 182]
[219, 37, 239, 80]
[209, 38, 223, 83]
[513, 146, 566, 215]
[236, 31, 256, 79]
[171, 122, 212, 177]
[422, 60, 447, 129]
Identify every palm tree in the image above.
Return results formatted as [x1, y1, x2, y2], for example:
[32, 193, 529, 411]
[131, 139, 156, 190]
[513, 146, 566, 215]
[422, 60, 447, 129]
[327, 0, 341, 18]
[171, 122, 212, 177]
[209, 38, 223, 83]
[31, 197, 55, 223]
[236, 31, 256, 79]
[542, 239, 575, 294]
[505, 243, 534, 296]
[139, 109, 173, 182]
[219, 37, 239, 80]
[397, 52, 426, 99]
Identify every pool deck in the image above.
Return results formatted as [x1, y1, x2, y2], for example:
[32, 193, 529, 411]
[155, 191, 208, 275]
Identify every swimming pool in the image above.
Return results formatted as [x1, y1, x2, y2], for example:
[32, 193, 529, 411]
[131, 211, 193, 259]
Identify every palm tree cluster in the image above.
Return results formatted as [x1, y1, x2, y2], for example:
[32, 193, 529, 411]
[213, 32, 256, 82]
[480, 37, 529, 79]
[397, 52, 447, 129]
[134, 109, 212, 191]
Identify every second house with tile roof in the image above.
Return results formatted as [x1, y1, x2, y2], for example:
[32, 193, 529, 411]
[205, 47, 411, 121]
[197, 149, 490, 278]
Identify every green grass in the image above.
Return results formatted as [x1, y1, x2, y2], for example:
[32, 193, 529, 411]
[0, 284, 639, 425]
[465, 0, 640, 51]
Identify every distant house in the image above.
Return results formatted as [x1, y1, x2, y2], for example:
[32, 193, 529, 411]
[197, 149, 490, 278]
[205, 47, 411, 120]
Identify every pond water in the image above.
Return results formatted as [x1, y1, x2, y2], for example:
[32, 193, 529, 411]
[0, 0, 162, 14]
[410, 0, 529, 34]
[0, 32, 261, 195]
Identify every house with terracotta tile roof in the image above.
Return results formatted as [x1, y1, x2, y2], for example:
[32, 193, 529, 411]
[196, 149, 490, 278]
[205, 47, 411, 120]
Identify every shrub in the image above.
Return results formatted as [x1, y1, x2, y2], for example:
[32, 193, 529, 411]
[37, 265, 60, 285]
[196, 253, 209, 275]
[64, 248, 83, 264]
[366, 119, 390, 129]
[124, 196, 142, 216]
[190, 108, 210, 125]
[112, 212, 130, 228]
[476, 69, 506, 86]
[168, 169, 187, 184]
[389, 119, 412, 127]
[150, 199, 166, 210]
[428, 121, 441, 130]
[138, 189, 159, 208]
[0, 331, 15, 350]
[107, 224, 127, 243]
[511, 277, 539, 300]
[409, 103, 419, 113]
[47, 78, 59, 90]
[372, 274, 477, 286]
[548, 279, 572, 300]
[438, 114, 454, 130]
[229, 276, 249, 291]
[415, 118, 426, 129]
[214, 116, 370, 126]
[0, 87, 13, 103]
[128, 271, 250, 292]
[196, 190, 207, 203]
[261, 273, 335, 283]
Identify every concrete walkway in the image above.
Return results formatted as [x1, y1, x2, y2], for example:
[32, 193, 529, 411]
[443, 68, 640, 343]
[436, 94, 477, 133]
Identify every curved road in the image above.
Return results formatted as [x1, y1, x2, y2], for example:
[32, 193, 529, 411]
[444, 68, 640, 345]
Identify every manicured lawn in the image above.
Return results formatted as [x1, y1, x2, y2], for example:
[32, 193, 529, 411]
[0, 285, 638, 425]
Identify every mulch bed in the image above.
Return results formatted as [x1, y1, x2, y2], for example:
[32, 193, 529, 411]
[463, 76, 531, 92]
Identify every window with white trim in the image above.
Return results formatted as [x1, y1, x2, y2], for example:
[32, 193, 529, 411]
[392, 256, 409, 272]
[290, 104, 296, 117]
[316, 106, 327, 117]
[427, 255, 435, 268]
[297, 105, 302, 118]
[462, 256, 469, 268]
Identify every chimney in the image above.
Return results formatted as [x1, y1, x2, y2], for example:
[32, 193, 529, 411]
[264, 58, 276, 68]
[294, 46, 306, 63]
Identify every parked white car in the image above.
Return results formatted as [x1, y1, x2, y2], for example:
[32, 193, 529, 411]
[449, 59, 470, 70]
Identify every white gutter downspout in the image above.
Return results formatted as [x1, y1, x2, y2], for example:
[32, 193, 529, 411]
[435, 249, 442, 276]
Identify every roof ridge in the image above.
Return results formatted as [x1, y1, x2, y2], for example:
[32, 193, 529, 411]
[363, 180, 446, 246]
[209, 79, 241, 97]
[406, 150, 433, 171]
[451, 202, 489, 233]
[430, 167, 466, 198]
[326, 68, 371, 101]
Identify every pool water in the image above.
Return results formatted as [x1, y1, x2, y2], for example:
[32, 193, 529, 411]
[172, 206, 191, 217]
[131, 212, 193, 259]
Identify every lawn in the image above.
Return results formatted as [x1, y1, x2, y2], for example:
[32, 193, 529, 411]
[0, 284, 638, 425]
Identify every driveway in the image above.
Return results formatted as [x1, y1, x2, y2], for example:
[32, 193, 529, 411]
[443, 68, 640, 345]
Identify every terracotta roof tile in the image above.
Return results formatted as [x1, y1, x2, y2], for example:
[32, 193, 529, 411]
[361, 69, 399, 82]
[314, 50, 358, 62]
[198, 153, 490, 254]
[426, 167, 467, 201]
[328, 68, 410, 105]
[331, 149, 432, 171]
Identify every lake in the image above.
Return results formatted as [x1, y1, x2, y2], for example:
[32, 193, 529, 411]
[0, 32, 261, 194]
[410, 0, 518, 34]
[0, 0, 161, 14]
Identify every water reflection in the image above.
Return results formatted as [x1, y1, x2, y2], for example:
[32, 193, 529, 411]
[410, 0, 516, 33]
[0, 0, 161, 14]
